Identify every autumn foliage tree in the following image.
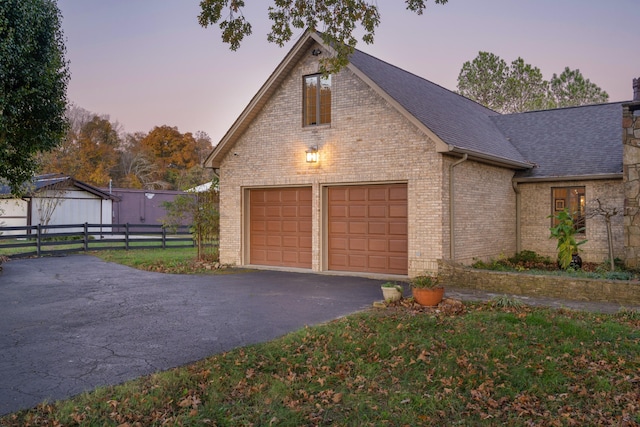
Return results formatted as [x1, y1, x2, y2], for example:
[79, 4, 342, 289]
[140, 126, 209, 189]
[39, 106, 214, 190]
[41, 106, 120, 187]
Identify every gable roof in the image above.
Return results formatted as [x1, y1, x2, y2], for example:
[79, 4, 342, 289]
[204, 30, 533, 170]
[0, 173, 118, 200]
[205, 30, 626, 178]
[492, 102, 626, 181]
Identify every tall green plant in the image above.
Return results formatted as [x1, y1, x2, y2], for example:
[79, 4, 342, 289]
[162, 178, 220, 261]
[548, 209, 586, 269]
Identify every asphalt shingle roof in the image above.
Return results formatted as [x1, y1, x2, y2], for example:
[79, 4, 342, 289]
[491, 102, 626, 179]
[349, 49, 530, 165]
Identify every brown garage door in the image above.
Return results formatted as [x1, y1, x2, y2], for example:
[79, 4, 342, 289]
[328, 184, 408, 275]
[249, 187, 312, 268]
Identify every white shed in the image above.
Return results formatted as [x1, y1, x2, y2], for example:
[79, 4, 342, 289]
[0, 174, 118, 235]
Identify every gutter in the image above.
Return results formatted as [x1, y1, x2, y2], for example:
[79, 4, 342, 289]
[449, 154, 468, 260]
[513, 173, 622, 183]
[446, 145, 533, 170]
[512, 181, 521, 253]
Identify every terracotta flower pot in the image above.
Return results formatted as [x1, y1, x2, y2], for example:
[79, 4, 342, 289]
[412, 287, 445, 306]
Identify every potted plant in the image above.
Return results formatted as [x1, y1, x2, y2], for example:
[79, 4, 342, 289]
[381, 281, 403, 302]
[410, 275, 444, 306]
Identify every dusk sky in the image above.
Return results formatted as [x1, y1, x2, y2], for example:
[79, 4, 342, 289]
[57, 0, 639, 145]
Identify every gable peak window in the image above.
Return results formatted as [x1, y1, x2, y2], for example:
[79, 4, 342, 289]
[304, 74, 331, 126]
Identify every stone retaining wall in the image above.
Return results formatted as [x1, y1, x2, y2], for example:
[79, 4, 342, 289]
[438, 260, 640, 306]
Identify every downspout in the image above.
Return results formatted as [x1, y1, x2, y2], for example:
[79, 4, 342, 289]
[512, 180, 521, 253]
[449, 154, 468, 260]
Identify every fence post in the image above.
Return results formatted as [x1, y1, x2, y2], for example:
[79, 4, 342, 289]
[125, 223, 129, 250]
[84, 222, 89, 252]
[36, 224, 42, 257]
[162, 226, 166, 249]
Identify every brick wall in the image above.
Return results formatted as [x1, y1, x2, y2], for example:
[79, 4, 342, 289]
[218, 43, 450, 276]
[446, 159, 517, 265]
[518, 179, 624, 263]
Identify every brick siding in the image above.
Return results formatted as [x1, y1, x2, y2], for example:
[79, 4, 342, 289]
[218, 44, 446, 275]
[519, 179, 624, 263]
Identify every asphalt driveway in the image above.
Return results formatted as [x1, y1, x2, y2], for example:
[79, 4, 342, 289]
[0, 255, 384, 416]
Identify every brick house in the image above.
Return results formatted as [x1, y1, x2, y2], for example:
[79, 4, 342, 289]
[205, 30, 639, 277]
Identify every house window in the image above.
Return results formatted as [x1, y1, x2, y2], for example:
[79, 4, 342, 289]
[304, 74, 331, 126]
[552, 186, 586, 232]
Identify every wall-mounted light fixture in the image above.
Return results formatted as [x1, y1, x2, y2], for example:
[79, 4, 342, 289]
[311, 48, 322, 56]
[305, 145, 318, 163]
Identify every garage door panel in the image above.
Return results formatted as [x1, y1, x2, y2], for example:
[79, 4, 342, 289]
[389, 204, 407, 218]
[330, 221, 347, 234]
[389, 222, 407, 235]
[299, 236, 312, 249]
[349, 222, 367, 234]
[267, 221, 281, 232]
[389, 256, 408, 270]
[348, 254, 366, 267]
[299, 206, 312, 217]
[281, 206, 298, 217]
[329, 237, 347, 250]
[389, 186, 407, 200]
[349, 205, 366, 217]
[349, 188, 367, 201]
[349, 238, 366, 251]
[330, 205, 347, 217]
[328, 184, 407, 275]
[329, 253, 347, 267]
[330, 188, 347, 201]
[368, 205, 386, 218]
[389, 238, 408, 253]
[368, 187, 387, 201]
[249, 187, 312, 268]
[251, 221, 266, 232]
[281, 220, 298, 232]
[368, 222, 386, 234]
[368, 239, 387, 252]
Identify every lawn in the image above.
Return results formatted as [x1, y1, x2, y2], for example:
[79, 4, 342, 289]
[2, 300, 638, 426]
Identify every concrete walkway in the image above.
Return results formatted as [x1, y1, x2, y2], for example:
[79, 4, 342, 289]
[0, 255, 636, 416]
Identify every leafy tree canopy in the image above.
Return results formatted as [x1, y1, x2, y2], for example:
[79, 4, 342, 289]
[0, 0, 69, 196]
[457, 51, 609, 113]
[197, 0, 448, 73]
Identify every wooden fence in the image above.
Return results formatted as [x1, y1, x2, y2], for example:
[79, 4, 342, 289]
[0, 223, 195, 258]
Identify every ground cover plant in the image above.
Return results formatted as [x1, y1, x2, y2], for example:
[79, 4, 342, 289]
[471, 250, 639, 281]
[2, 302, 638, 426]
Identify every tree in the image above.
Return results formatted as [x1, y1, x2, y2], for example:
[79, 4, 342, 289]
[0, 0, 69, 196]
[41, 110, 121, 187]
[457, 52, 609, 113]
[503, 58, 553, 113]
[197, 0, 448, 73]
[456, 52, 508, 112]
[587, 198, 619, 272]
[550, 67, 609, 108]
[141, 126, 204, 189]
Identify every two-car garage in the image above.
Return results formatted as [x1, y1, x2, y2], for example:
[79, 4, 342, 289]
[247, 183, 408, 275]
